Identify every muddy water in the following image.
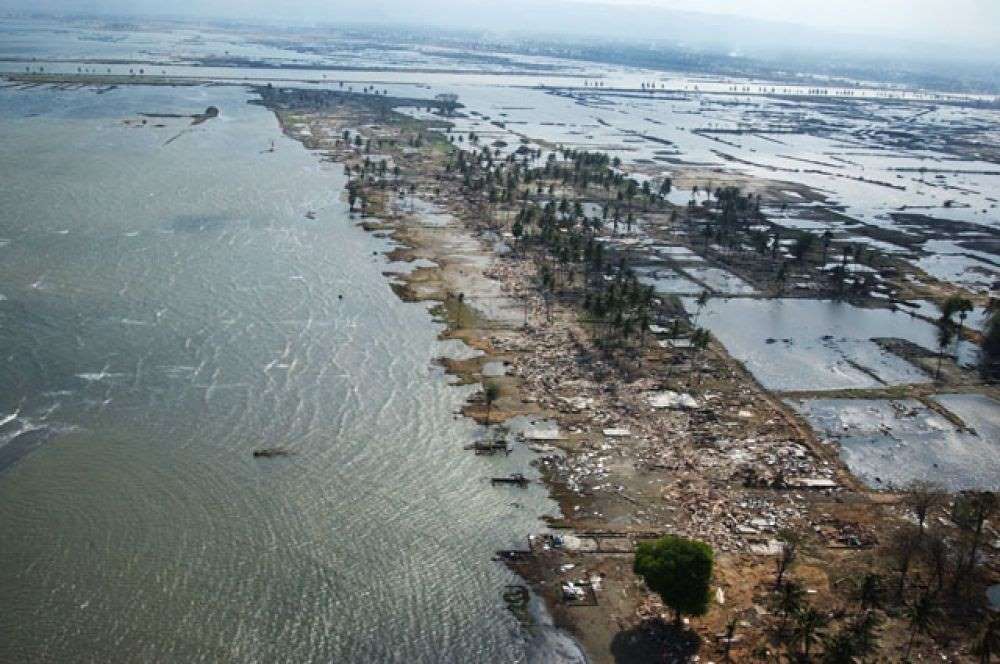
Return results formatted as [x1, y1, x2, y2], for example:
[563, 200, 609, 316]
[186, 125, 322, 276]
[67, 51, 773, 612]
[0, 84, 582, 662]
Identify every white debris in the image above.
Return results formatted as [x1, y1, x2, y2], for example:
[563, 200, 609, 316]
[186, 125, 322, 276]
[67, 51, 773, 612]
[524, 428, 564, 441]
[648, 391, 699, 410]
[787, 477, 838, 489]
[562, 582, 586, 600]
[749, 539, 784, 556]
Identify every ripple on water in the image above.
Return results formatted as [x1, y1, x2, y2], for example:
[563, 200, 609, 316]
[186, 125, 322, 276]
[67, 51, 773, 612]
[0, 83, 567, 662]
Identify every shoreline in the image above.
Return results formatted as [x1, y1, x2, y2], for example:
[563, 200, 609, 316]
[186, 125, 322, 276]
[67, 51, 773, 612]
[253, 85, 998, 662]
[6, 75, 993, 661]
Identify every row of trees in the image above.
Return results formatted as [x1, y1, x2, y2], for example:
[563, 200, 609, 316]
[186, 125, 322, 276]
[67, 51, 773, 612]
[758, 484, 997, 662]
[386, 112, 1000, 662]
[630, 489, 998, 662]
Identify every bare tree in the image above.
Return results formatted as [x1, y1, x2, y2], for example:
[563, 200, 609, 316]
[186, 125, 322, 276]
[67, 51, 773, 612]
[904, 480, 945, 535]
[952, 491, 997, 592]
[921, 529, 951, 595]
[774, 530, 800, 589]
[885, 525, 923, 600]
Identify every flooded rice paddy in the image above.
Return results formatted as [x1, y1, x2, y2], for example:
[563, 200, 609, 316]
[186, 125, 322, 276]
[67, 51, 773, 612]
[790, 395, 1000, 491]
[2, 18, 1000, 660]
[686, 298, 947, 391]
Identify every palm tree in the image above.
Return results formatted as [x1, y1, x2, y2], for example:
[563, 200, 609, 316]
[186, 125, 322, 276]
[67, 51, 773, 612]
[904, 480, 945, 536]
[935, 322, 954, 380]
[793, 606, 829, 661]
[776, 262, 788, 295]
[887, 525, 922, 600]
[855, 573, 883, 610]
[941, 295, 974, 358]
[971, 612, 999, 664]
[793, 234, 816, 264]
[483, 382, 501, 424]
[693, 289, 711, 325]
[903, 593, 936, 662]
[723, 615, 738, 663]
[849, 610, 881, 660]
[952, 491, 997, 591]
[821, 628, 857, 664]
[941, 295, 974, 326]
[772, 580, 805, 636]
[820, 230, 833, 265]
[692, 328, 711, 383]
[638, 310, 651, 349]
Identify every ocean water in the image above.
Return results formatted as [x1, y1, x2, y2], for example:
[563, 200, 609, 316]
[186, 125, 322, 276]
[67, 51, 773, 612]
[0, 84, 579, 662]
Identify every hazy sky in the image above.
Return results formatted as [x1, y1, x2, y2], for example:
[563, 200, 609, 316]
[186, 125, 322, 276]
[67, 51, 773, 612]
[581, 0, 998, 42]
[7, 0, 999, 53]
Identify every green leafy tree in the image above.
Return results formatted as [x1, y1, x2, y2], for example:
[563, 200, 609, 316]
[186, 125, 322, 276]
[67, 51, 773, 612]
[634, 535, 713, 627]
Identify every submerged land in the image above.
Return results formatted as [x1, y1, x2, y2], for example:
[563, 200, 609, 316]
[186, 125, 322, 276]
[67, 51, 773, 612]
[4, 17, 1000, 663]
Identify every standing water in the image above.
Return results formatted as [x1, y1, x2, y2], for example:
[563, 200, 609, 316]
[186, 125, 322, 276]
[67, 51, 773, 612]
[0, 85, 581, 662]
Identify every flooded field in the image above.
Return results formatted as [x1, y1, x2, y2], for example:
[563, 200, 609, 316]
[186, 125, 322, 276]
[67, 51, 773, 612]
[2, 13, 999, 663]
[7, 16, 994, 491]
[686, 298, 946, 391]
[401, 85, 1000, 294]
[790, 396, 1000, 491]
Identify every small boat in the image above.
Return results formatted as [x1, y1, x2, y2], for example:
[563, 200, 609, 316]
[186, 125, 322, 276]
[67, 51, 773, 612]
[491, 473, 529, 487]
[305, 211, 316, 220]
[253, 448, 291, 458]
